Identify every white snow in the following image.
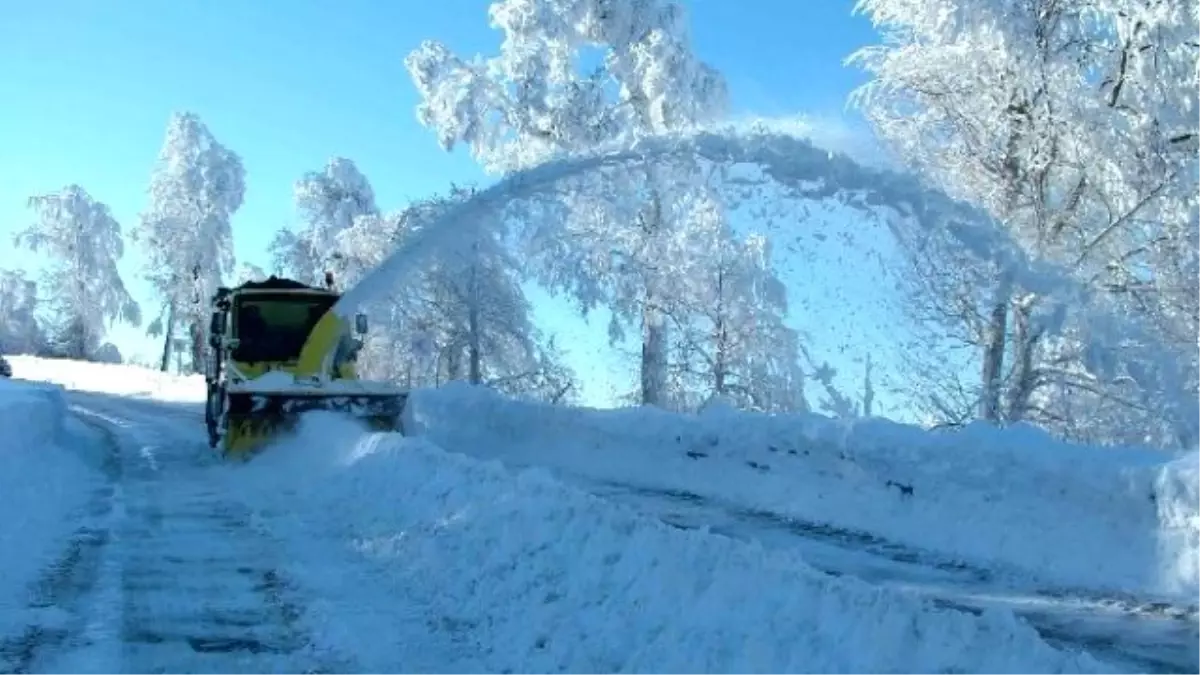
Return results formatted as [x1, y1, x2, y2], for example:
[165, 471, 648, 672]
[6, 355, 205, 404]
[232, 411, 1105, 674]
[2, 355, 401, 401]
[403, 381, 1200, 603]
[4, 356, 1192, 671]
[235, 369, 298, 389]
[0, 377, 101, 637]
[229, 369, 406, 396]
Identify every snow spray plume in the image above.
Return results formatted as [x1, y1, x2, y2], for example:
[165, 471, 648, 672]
[332, 126, 1199, 446]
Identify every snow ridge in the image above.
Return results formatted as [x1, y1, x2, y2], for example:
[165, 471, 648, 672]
[404, 381, 1200, 602]
[0, 378, 100, 642]
[237, 412, 1105, 674]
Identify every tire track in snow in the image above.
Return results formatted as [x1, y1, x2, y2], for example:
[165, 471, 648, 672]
[590, 479, 1199, 674]
[95, 403, 353, 673]
[6, 398, 355, 673]
[588, 479, 995, 581]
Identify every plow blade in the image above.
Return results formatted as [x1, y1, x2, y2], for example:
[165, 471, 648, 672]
[223, 389, 408, 457]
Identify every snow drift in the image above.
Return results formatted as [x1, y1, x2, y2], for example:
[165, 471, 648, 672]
[403, 382, 1200, 603]
[233, 412, 1105, 673]
[0, 377, 100, 634]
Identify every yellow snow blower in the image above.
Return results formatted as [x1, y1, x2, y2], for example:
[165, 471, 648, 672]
[203, 275, 408, 457]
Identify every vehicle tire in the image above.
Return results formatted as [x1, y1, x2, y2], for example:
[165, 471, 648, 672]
[205, 383, 224, 449]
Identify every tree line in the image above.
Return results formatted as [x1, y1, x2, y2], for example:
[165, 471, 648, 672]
[1, 0, 1193, 450]
[848, 0, 1197, 449]
[0, 106, 822, 413]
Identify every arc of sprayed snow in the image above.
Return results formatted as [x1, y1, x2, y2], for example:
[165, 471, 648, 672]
[331, 126, 1198, 445]
[332, 129, 1035, 315]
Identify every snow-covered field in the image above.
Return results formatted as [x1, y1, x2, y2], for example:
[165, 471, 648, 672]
[0, 376, 104, 638]
[2, 355, 1196, 671]
[404, 382, 1200, 604]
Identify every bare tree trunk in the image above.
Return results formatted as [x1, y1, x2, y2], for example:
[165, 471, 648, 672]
[72, 255, 89, 360]
[1005, 295, 1040, 422]
[712, 267, 728, 398]
[977, 120, 1028, 423]
[641, 303, 668, 406]
[189, 265, 205, 374]
[979, 275, 1012, 422]
[159, 303, 176, 372]
[189, 320, 205, 375]
[640, 190, 668, 407]
[467, 242, 482, 385]
[444, 342, 461, 381]
[62, 316, 88, 361]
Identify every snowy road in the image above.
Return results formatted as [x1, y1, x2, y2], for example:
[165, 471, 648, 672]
[4, 389, 1195, 673]
[0, 391, 478, 674]
[0, 393, 350, 673]
[586, 480, 1200, 674]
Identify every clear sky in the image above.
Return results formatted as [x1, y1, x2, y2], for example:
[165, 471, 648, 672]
[0, 0, 900, 410]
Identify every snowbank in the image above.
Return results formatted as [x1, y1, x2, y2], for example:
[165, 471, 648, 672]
[5, 355, 205, 404]
[233, 412, 1105, 673]
[7, 355, 1192, 602]
[1151, 451, 1200, 595]
[0, 377, 99, 633]
[404, 383, 1200, 603]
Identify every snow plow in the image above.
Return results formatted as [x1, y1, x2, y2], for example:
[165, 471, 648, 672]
[203, 275, 408, 457]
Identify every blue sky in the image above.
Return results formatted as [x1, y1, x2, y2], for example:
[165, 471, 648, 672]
[0, 0, 894, 409]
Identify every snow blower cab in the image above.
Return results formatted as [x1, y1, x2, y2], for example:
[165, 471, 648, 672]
[204, 275, 407, 457]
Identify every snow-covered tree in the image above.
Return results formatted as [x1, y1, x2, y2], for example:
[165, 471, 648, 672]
[269, 157, 379, 288]
[0, 269, 46, 355]
[494, 336, 579, 404]
[14, 186, 141, 360]
[848, 0, 1199, 446]
[665, 188, 806, 412]
[417, 186, 537, 385]
[886, 210, 1012, 425]
[406, 0, 727, 407]
[330, 210, 420, 383]
[335, 185, 577, 400]
[134, 112, 245, 373]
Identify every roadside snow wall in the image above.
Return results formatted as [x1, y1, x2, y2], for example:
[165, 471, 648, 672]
[0, 377, 99, 637]
[404, 382, 1200, 603]
[234, 412, 1105, 674]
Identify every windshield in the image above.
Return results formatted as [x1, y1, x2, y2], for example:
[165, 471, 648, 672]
[231, 292, 337, 363]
